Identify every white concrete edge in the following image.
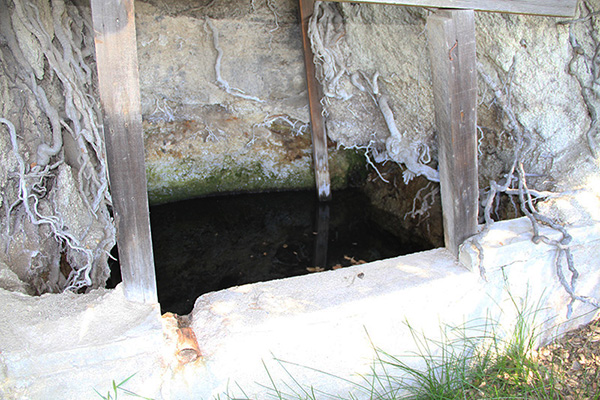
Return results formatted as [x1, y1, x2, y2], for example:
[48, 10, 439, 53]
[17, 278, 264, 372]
[1, 217, 598, 399]
[174, 217, 600, 399]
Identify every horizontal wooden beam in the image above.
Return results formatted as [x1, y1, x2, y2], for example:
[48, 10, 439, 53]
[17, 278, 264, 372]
[324, 0, 577, 17]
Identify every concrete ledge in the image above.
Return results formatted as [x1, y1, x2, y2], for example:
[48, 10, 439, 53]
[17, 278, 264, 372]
[1, 217, 598, 399]
[0, 286, 164, 399]
[182, 248, 475, 398]
[170, 217, 600, 399]
[460, 217, 600, 340]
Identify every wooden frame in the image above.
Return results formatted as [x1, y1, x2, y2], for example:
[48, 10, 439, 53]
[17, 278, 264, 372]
[89, 0, 578, 303]
[324, 0, 577, 18]
[427, 9, 479, 256]
[299, 0, 332, 202]
[91, 0, 158, 303]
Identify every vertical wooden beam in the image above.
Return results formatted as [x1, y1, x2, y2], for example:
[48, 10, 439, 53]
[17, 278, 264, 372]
[91, 0, 158, 303]
[299, 0, 332, 201]
[427, 9, 478, 257]
[313, 203, 330, 268]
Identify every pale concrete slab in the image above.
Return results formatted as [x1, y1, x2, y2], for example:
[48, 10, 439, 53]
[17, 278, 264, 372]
[0, 285, 164, 400]
[168, 217, 600, 399]
[1, 217, 599, 399]
[179, 248, 477, 399]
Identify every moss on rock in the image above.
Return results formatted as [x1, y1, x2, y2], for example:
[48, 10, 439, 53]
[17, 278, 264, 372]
[146, 147, 365, 205]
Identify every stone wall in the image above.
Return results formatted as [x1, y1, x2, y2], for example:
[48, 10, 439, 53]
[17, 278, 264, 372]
[134, 0, 600, 243]
[135, 0, 599, 197]
[0, 0, 598, 292]
[135, 0, 365, 204]
[0, 0, 115, 294]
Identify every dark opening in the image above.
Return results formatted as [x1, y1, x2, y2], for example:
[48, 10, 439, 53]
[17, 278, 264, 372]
[108, 189, 434, 315]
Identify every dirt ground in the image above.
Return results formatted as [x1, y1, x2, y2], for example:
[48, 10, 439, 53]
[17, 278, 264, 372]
[537, 316, 600, 399]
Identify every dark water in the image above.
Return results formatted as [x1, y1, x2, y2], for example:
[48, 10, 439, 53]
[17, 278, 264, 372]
[109, 189, 433, 315]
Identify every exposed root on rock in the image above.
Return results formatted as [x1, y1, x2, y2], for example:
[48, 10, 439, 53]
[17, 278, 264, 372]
[205, 17, 264, 103]
[404, 181, 439, 223]
[475, 61, 599, 316]
[0, 0, 115, 294]
[559, 0, 600, 159]
[308, 1, 439, 185]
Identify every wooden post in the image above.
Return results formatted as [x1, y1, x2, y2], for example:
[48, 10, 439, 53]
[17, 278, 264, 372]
[91, 0, 158, 303]
[313, 203, 330, 268]
[427, 9, 478, 257]
[299, 0, 332, 201]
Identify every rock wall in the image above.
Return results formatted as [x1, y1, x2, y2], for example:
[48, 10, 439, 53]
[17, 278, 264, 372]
[134, 0, 599, 194]
[0, 0, 598, 293]
[312, 1, 599, 190]
[135, 0, 364, 204]
[134, 0, 600, 240]
[0, 0, 115, 294]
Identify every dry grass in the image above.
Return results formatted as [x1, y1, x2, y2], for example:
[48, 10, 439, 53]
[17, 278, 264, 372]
[535, 317, 600, 399]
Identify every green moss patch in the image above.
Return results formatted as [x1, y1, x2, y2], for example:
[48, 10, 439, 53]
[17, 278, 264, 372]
[146, 148, 365, 205]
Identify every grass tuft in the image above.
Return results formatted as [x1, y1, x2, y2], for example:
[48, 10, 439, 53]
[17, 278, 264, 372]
[251, 291, 569, 400]
[360, 293, 561, 400]
[94, 373, 154, 400]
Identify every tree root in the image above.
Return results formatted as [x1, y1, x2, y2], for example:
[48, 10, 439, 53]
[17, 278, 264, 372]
[0, 0, 115, 293]
[560, 0, 600, 159]
[205, 17, 264, 103]
[475, 61, 599, 316]
[404, 181, 439, 223]
[308, 2, 439, 184]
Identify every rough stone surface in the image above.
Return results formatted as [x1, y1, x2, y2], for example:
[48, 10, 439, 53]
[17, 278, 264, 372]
[132, 0, 600, 235]
[0, 0, 115, 292]
[475, 9, 599, 191]
[0, 261, 32, 295]
[135, 0, 366, 203]
[142, 118, 364, 204]
[0, 285, 164, 400]
[323, 4, 436, 150]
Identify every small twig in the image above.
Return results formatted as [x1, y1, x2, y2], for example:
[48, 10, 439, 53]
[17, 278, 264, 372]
[448, 40, 457, 61]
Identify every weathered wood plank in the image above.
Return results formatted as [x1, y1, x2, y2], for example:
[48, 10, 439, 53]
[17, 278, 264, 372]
[313, 203, 330, 268]
[91, 0, 158, 303]
[299, 0, 332, 201]
[427, 9, 479, 257]
[325, 0, 577, 18]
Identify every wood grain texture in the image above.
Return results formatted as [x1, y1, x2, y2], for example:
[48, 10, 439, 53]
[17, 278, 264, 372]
[91, 0, 158, 303]
[325, 0, 577, 17]
[427, 9, 479, 257]
[299, 0, 332, 201]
